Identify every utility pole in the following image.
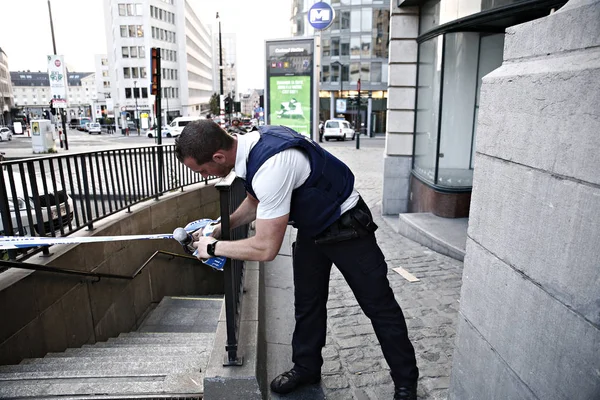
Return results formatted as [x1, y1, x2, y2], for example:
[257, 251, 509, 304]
[47, 0, 69, 150]
[356, 79, 361, 150]
[133, 80, 139, 135]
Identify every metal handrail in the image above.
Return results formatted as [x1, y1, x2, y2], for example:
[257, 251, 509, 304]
[215, 172, 248, 366]
[0, 250, 198, 282]
[1, 145, 217, 261]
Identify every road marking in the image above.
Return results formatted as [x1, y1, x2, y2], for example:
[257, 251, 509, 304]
[393, 267, 420, 282]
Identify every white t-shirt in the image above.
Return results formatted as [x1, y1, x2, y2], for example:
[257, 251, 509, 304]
[234, 130, 359, 220]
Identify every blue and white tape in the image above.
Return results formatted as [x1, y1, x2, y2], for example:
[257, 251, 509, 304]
[0, 218, 227, 271]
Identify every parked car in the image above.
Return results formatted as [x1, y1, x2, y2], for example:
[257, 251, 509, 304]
[323, 119, 355, 141]
[168, 116, 204, 137]
[0, 172, 74, 236]
[87, 122, 102, 135]
[147, 126, 172, 138]
[0, 127, 13, 141]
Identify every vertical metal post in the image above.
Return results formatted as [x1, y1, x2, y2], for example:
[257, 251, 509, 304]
[356, 79, 361, 150]
[47, 0, 68, 150]
[217, 13, 224, 97]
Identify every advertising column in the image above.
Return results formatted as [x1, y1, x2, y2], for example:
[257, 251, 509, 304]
[265, 38, 315, 138]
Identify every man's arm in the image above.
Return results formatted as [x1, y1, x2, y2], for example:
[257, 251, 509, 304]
[229, 194, 258, 229]
[193, 213, 289, 262]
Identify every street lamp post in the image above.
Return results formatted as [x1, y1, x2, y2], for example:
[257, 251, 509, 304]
[217, 13, 224, 97]
[133, 80, 139, 135]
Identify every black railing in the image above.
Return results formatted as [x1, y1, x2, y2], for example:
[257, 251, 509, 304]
[1, 145, 214, 260]
[215, 172, 249, 366]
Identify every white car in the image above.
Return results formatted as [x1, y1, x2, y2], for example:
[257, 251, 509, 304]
[168, 116, 203, 137]
[0, 127, 13, 141]
[323, 119, 355, 141]
[87, 122, 102, 134]
[1, 172, 74, 236]
[147, 126, 172, 138]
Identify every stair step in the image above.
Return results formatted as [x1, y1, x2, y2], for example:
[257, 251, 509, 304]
[83, 341, 208, 348]
[21, 354, 203, 366]
[46, 346, 209, 358]
[0, 359, 204, 375]
[108, 333, 215, 344]
[0, 372, 203, 398]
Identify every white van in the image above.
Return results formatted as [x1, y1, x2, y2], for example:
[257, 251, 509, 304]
[168, 116, 204, 137]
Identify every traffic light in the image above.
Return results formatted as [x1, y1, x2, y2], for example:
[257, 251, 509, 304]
[234, 101, 241, 113]
[151, 47, 160, 95]
[224, 97, 232, 114]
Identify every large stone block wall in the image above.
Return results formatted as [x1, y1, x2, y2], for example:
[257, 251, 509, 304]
[382, 3, 419, 214]
[0, 183, 223, 365]
[449, 1, 600, 398]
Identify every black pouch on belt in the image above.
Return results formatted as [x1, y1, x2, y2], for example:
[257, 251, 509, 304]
[314, 198, 377, 245]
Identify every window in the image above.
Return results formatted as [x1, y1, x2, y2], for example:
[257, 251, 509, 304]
[135, 4, 142, 15]
[351, 37, 361, 56]
[103, 81, 110, 88]
[132, 67, 139, 79]
[128, 25, 136, 37]
[101, 58, 108, 66]
[137, 25, 143, 37]
[142, 88, 148, 98]
[350, 62, 360, 82]
[351, 10, 361, 32]
[127, 4, 134, 15]
[125, 88, 132, 98]
[122, 46, 129, 58]
[362, 8, 372, 32]
[130, 46, 138, 58]
[341, 37, 350, 56]
[133, 87, 140, 98]
[123, 67, 130, 79]
[361, 35, 371, 57]
[102, 70, 109, 77]
[331, 37, 340, 56]
[120, 25, 127, 37]
[371, 62, 382, 82]
[118, 4, 126, 15]
[140, 67, 147, 78]
[139, 46, 145, 58]
[150, 5, 154, 17]
[360, 62, 370, 81]
[341, 11, 350, 29]
[322, 65, 330, 82]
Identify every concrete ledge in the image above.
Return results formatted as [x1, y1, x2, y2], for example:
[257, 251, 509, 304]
[397, 213, 467, 261]
[204, 261, 262, 400]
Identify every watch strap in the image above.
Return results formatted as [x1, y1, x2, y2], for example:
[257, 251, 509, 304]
[207, 240, 218, 257]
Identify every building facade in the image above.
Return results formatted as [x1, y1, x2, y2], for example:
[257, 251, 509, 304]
[291, 0, 391, 135]
[0, 48, 14, 126]
[102, 0, 213, 128]
[382, 0, 567, 217]
[10, 71, 95, 120]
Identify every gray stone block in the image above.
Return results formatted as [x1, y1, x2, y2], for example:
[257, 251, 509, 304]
[468, 155, 600, 325]
[457, 239, 600, 400]
[477, 51, 600, 186]
[449, 315, 538, 400]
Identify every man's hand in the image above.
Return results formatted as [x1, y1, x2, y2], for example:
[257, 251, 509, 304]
[193, 235, 218, 260]
[192, 223, 222, 241]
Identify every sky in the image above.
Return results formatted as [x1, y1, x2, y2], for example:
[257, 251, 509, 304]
[1, 0, 293, 93]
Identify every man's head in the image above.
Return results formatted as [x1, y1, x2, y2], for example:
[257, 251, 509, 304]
[175, 119, 236, 178]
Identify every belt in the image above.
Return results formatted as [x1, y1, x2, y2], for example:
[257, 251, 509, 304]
[314, 197, 378, 245]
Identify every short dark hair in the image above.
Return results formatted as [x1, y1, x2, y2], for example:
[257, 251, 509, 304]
[175, 119, 234, 165]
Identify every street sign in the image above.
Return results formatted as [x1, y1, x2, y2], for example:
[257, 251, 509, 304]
[336, 99, 347, 113]
[308, 2, 335, 31]
[47, 55, 68, 104]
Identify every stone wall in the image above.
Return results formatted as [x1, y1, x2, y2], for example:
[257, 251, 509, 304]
[0, 183, 223, 365]
[449, 1, 600, 398]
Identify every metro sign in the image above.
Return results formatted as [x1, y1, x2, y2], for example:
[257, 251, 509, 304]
[308, 2, 335, 31]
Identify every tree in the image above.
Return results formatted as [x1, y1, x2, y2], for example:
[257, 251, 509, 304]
[209, 93, 220, 116]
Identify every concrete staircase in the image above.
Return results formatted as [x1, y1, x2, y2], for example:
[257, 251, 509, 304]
[0, 295, 223, 399]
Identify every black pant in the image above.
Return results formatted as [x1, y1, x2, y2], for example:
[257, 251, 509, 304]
[291, 219, 419, 387]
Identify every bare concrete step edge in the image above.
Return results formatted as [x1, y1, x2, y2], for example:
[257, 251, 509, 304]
[0, 359, 205, 374]
[0, 374, 204, 398]
[203, 261, 262, 400]
[397, 214, 465, 261]
[21, 355, 202, 365]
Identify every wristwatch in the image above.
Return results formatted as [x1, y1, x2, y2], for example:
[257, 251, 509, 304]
[207, 240, 219, 257]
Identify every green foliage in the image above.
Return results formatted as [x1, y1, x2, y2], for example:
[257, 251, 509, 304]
[209, 93, 220, 116]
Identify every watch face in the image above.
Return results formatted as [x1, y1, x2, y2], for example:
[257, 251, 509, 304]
[207, 241, 218, 256]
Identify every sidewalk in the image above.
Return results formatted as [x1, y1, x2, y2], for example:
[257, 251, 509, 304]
[263, 141, 464, 400]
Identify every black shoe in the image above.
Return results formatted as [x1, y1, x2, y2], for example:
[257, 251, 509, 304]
[394, 383, 418, 400]
[270, 368, 321, 394]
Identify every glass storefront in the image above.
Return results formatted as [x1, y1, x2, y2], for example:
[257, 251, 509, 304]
[413, 31, 504, 189]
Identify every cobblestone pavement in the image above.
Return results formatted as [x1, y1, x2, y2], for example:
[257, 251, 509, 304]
[316, 139, 464, 400]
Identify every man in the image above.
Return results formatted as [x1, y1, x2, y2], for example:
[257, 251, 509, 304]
[175, 120, 419, 400]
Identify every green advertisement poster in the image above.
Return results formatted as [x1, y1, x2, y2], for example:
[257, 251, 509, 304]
[269, 76, 311, 136]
